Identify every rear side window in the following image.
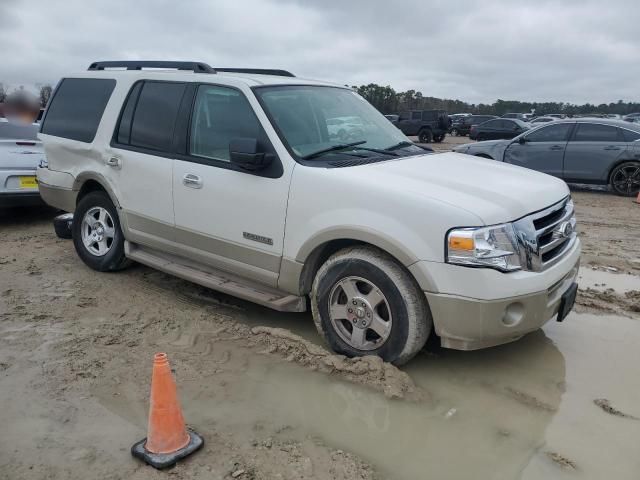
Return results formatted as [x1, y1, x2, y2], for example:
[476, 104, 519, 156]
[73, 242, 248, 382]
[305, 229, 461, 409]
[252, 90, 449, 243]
[573, 123, 621, 142]
[128, 81, 186, 152]
[411, 111, 422, 120]
[526, 123, 572, 142]
[41, 78, 115, 142]
[622, 128, 640, 142]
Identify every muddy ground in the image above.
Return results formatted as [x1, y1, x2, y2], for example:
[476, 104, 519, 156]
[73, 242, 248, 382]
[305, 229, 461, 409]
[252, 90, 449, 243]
[1, 183, 639, 479]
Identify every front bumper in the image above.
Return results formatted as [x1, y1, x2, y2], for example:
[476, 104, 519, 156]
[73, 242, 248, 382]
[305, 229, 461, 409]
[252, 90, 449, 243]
[416, 238, 580, 350]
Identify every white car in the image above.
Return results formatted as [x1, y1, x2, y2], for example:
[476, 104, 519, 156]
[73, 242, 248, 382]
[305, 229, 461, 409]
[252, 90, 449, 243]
[37, 61, 580, 364]
[0, 118, 45, 207]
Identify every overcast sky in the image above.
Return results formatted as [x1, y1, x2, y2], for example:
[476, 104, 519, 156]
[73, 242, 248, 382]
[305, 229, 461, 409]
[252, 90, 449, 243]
[1, 0, 638, 104]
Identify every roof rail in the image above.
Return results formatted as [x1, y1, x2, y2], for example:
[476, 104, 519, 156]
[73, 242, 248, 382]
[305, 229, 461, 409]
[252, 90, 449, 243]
[88, 61, 215, 73]
[215, 68, 295, 77]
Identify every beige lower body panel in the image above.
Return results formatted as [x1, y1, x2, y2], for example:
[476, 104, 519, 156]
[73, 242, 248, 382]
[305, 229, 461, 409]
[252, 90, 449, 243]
[38, 181, 77, 212]
[427, 262, 579, 350]
[125, 241, 306, 312]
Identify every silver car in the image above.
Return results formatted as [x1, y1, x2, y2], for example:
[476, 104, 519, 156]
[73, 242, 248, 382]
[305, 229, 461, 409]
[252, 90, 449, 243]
[0, 118, 45, 207]
[453, 118, 640, 196]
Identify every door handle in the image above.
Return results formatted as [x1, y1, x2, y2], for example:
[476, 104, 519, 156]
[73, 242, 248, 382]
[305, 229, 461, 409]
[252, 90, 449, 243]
[549, 145, 564, 151]
[182, 173, 203, 189]
[105, 156, 122, 168]
[604, 146, 621, 151]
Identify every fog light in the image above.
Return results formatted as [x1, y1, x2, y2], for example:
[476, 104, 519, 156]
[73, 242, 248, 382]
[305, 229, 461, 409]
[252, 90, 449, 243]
[502, 302, 524, 326]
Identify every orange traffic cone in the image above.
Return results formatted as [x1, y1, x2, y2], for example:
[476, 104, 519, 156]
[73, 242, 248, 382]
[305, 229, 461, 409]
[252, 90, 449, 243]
[131, 353, 203, 469]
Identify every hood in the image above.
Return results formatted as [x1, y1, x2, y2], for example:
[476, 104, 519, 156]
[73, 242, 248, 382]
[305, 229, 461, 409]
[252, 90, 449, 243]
[453, 139, 509, 152]
[348, 152, 569, 225]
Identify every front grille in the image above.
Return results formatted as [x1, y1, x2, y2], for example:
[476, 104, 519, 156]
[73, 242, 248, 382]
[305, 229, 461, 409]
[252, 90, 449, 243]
[513, 197, 577, 271]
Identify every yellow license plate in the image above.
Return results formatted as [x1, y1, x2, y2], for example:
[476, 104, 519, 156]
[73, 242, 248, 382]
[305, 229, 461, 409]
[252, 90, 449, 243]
[19, 176, 38, 189]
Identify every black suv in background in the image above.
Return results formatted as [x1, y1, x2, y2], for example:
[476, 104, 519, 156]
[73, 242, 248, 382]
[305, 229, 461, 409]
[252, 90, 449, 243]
[469, 118, 530, 141]
[393, 110, 450, 143]
[453, 115, 497, 136]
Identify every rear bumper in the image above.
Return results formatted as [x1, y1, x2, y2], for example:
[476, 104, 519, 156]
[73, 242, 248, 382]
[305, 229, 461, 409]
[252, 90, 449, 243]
[0, 168, 42, 207]
[38, 181, 77, 212]
[0, 191, 44, 207]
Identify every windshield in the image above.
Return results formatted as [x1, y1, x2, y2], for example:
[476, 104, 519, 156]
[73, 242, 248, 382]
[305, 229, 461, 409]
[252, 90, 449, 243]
[254, 85, 422, 160]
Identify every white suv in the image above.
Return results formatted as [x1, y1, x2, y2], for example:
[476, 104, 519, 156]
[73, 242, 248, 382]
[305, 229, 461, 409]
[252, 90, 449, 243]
[37, 61, 580, 364]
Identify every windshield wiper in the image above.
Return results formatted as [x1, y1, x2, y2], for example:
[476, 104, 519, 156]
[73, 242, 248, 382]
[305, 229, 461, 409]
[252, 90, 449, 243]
[384, 141, 415, 151]
[302, 141, 400, 160]
[301, 141, 367, 160]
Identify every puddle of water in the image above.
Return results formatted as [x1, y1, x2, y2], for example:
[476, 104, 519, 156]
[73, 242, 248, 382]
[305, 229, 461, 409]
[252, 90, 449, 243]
[94, 310, 640, 480]
[578, 267, 640, 293]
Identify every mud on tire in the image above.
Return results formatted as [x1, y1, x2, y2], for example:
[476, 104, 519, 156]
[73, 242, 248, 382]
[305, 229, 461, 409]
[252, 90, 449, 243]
[72, 191, 131, 272]
[311, 245, 431, 365]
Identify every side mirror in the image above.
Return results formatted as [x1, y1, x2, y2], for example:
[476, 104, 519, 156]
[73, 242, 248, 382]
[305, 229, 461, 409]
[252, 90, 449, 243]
[518, 136, 527, 144]
[229, 138, 273, 171]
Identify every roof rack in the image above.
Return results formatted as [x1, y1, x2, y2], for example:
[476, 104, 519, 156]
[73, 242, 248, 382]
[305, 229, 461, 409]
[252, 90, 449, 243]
[215, 68, 295, 77]
[87, 62, 296, 77]
[88, 61, 215, 73]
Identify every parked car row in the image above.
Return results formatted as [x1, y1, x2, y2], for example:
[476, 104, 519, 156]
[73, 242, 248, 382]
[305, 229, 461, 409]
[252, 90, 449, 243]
[453, 118, 640, 196]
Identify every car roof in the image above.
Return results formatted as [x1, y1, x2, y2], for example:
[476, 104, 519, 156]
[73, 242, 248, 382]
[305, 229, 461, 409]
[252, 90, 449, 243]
[553, 117, 640, 131]
[65, 68, 346, 89]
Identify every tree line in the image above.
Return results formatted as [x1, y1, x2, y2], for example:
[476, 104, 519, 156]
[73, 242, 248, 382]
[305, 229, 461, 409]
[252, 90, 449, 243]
[2, 80, 639, 117]
[353, 83, 640, 116]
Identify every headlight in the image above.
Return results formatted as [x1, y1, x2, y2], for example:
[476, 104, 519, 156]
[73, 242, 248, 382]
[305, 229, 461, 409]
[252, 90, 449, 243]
[446, 223, 521, 272]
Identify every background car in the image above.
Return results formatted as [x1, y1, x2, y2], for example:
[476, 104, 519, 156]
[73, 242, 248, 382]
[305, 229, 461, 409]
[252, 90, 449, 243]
[454, 114, 497, 136]
[469, 118, 530, 140]
[502, 113, 530, 121]
[0, 118, 45, 207]
[327, 116, 367, 141]
[530, 116, 558, 125]
[453, 119, 640, 196]
[384, 114, 399, 123]
[393, 110, 450, 143]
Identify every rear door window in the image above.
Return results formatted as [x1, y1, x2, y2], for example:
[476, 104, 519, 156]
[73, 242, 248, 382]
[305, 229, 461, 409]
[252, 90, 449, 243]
[526, 123, 572, 142]
[572, 123, 622, 142]
[40, 78, 116, 142]
[128, 81, 186, 152]
[411, 111, 422, 120]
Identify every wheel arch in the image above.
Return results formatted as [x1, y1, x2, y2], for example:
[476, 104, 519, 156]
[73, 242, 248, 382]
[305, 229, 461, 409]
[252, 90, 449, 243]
[74, 173, 121, 208]
[607, 157, 640, 184]
[293, 228, 427, 296]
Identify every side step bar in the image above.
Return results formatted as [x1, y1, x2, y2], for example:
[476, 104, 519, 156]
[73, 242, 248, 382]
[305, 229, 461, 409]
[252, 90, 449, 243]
[125, 242, 306, 312]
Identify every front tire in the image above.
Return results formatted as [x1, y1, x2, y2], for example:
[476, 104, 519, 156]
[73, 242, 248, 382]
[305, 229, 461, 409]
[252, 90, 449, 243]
[311, 246, 431, 365]
[72, 191, 131, 272]
[609, 161, 640, 197]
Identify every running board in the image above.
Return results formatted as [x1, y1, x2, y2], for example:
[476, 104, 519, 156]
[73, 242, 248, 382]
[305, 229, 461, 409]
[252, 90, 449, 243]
[125, 242, 306, 312]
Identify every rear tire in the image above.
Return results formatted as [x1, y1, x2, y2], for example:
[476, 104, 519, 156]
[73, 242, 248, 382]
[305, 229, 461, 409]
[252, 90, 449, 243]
[609, 161, 640, 197]
[418, 129, 433, 144]
[72, 191, 131, 272]
[311, 246, 431, 365]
